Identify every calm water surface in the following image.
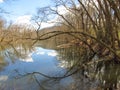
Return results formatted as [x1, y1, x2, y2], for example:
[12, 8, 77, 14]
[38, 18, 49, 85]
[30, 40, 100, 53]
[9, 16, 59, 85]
[0, 45, 73, 90]
[0, 43, 120, 90]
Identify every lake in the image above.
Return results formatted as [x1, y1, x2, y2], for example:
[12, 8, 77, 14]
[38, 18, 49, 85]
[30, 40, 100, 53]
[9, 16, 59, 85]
[0, 42, 120, 90]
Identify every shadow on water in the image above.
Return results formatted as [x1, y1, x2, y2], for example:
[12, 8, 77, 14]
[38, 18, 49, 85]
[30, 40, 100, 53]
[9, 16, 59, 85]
[56, 45, 120, 90]
[0, 40, 120, 90]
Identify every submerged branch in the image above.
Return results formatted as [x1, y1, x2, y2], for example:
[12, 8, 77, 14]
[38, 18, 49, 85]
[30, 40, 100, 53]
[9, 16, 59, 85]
[17, 55, 113, 81]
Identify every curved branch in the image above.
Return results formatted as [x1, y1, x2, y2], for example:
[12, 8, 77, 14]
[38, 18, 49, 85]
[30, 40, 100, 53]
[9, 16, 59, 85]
[22, 30, 120, 59]
[37, 31, 120, 59]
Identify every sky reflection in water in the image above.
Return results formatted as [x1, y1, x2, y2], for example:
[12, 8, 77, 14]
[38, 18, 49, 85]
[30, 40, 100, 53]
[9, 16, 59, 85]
[0, 47, 73, 90]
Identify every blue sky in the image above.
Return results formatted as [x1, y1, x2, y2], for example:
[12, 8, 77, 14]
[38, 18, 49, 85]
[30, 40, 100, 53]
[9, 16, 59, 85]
[0, 0, 52, 24]
[0, 0, 69, 28]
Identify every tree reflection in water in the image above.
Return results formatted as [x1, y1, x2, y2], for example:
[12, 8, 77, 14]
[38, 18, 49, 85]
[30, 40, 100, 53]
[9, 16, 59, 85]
[0, 40, 35, 70]
[0, 41, 120, 90]
[0, 41, 74, 90]
[57, 46, 120, 90]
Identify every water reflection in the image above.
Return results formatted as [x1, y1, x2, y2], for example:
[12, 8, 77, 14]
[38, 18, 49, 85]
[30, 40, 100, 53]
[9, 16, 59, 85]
[0, 41, 120, 90]
[57, 45, 120, 90]
[0, 41, 34, 70]
[0, 42, 73, 90]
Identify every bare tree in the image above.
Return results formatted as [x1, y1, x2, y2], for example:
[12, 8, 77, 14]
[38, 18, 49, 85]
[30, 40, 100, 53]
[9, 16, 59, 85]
[32, 0, 120, 60]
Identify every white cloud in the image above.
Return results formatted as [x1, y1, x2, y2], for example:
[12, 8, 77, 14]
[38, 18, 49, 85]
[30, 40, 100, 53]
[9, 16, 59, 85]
[14, 15, 32, 25]
[57, 6, 68, 15]
[14, 15, 55, 29]
[20, 53, 34, 62]
[0, 0, 4, 3]
[47, 51, 57, 57]
[36, 51, 45, 55]
[40, 22, 55, 29]
[13, 6, 68, 29]
[20, 57, 33, 62]
[38, 6, 68, 29]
